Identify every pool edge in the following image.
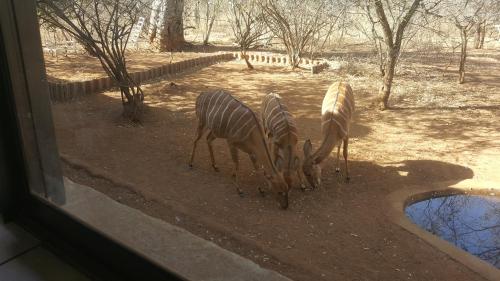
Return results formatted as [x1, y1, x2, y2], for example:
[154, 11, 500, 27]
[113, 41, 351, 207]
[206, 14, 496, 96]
[386, 179, 500, 281]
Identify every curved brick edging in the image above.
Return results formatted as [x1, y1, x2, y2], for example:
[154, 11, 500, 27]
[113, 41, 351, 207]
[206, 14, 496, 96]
[230, 51, 329, 74]
[49, 53, 234, 102]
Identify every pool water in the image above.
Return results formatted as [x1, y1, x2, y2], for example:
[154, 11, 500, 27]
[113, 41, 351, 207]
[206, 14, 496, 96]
[405, 194, 499, 268]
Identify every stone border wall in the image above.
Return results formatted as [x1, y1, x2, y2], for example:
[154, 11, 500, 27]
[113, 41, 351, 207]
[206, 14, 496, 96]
[49, 53, 234, 102]
[230, 52, 328, 74]
[311, 62, 329, 74]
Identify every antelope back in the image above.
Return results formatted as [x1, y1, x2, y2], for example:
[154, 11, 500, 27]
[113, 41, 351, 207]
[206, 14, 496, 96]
[321, 82, 355, 140]
[261, 93, 300, 175]
[261, 93, 298, 146]
[195, 89, 258, 142]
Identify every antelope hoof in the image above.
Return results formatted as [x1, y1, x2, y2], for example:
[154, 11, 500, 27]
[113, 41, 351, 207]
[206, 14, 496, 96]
[212, 165, 220, 172]
[188, 163, 194, 169]
[300, 184, 307, 192]
[238, 190, 245, 197]
[345, 177, 351, 183]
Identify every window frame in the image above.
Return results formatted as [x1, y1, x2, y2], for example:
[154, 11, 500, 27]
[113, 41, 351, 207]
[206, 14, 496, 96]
[0, 1, 183, 280]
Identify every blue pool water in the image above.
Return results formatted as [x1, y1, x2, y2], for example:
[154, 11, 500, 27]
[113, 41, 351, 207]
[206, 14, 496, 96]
[405, 194, 499, 268]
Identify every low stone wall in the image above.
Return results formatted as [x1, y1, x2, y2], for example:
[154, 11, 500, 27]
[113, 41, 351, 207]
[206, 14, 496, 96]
[311, 62, 329, 74]
[49, 53, 234, 102]
[230, 52, 328, 74]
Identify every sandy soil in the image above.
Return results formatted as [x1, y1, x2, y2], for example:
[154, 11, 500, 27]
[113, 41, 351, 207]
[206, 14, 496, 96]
[51, 48, 500, 281]
[44, 51, 214, 82]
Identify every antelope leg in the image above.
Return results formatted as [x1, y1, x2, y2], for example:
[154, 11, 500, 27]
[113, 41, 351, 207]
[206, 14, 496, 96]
[297, 169, 307, 191]
[272, 142, 280, 166]
[343, 137, 350, 183]
[229, 143, 244, 196]
[189, 122, 204, 168]
[335, 142, 341, 173]
[249, 153, 267, 196]
[206, 131, 219, 172]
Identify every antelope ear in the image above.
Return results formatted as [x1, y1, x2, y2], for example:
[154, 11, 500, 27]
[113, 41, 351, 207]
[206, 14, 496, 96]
[303, 139, 312, 158]
[275, 155, 284, 170]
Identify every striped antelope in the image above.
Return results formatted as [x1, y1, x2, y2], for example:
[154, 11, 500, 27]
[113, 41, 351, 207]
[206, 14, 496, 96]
[189, 89, 290, 209]
[261, 93, 305, 190]
[303, 81, 355, 189]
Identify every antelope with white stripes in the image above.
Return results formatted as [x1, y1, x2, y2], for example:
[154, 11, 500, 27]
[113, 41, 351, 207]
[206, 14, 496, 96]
[261, 93, 306, 190]
[189, 89, 290, 209]
[303, 81, 355, 189]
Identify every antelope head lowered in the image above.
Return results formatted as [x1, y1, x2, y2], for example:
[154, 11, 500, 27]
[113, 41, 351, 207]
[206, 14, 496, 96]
[189, 89, 290, 209]
[261, 93, 305, 191]
[303, 81, 355, 189]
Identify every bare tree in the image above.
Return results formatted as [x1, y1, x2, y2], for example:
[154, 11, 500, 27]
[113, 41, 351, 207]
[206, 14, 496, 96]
[473, 19, 486, 49]
[473, 0, 500, 49]
[453, 5, 481, 84]
[415, 0, 499, 83]
[259, 0, 331, 68]
[444, 0, 485, 84]
[38, 0, 147, 121]
[370, 0, 422, 110]
[228, 0, 268, 69]
[199, 0, 223, 45]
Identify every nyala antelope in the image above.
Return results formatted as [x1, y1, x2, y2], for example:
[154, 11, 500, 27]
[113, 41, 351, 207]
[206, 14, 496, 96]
[189, 89, 290, 209]
[261, 93, 305, 190]
[303, 81, 355, 189]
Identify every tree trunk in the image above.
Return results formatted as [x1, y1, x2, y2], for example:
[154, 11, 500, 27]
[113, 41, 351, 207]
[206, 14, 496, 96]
[82, 43, 98, 57]
[479, 24, 486, 49]
[149, 24, 158, 43]
[122, 95, 143, 122]
[474, 22, 486, 49]
[287, 50, 300, 69]
[241, 51, 253, 69]
[378, 48, 397, 110]
[120, 85, 144, 122]
[290, 56, 299, 68]
[117, 72, 144, 122]
[159, 0, 185, 52]
[474, 24, 482, 49]
[372, 0, 421, 111]
[458, 28, 468, 84]
[148, 0, 166, 45]
[203, 17, 216, 45]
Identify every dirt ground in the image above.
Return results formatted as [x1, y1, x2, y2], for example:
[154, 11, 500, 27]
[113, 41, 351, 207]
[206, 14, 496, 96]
[44, 51, 214, 82]
[51, 48, 500, 281]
